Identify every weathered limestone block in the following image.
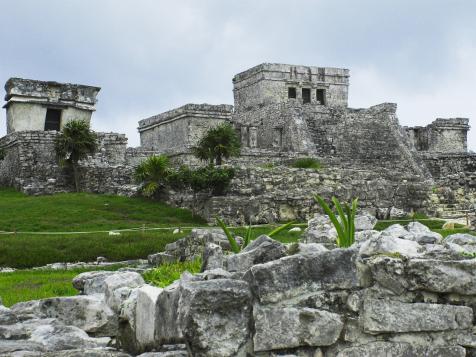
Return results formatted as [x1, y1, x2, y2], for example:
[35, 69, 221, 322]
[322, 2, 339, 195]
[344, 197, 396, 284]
[405, 258, 476, 294]
[178, 279, 252, 357]
[0, 305, 18, 325]
[353, 212, 377, 231]
[253, 306, 343, 351]
[244, 248, 361, 303]
[155, 282, 183, 344]
[104, 272, 145, 310]
[200, 243, 225, 271]
[445, 233, 476, 254]
[407, 221, 443, 244]
[359, 233, 423, 258]
[72, 270, 117, 295]
[38, 296, 118, 336]
[0, 340, 45, 354]
[362, 298, 473, 333]
[334, 341, 466, 357]
[148, 252, 176, 266]
[135, 285, 162, 352]
[29, 324, 111, 351]
[43, 349, 132, 356]
[226, 235, 286, 272]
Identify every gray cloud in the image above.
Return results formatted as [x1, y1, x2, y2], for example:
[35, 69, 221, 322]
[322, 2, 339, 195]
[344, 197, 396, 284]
[0, 0, 474, 149]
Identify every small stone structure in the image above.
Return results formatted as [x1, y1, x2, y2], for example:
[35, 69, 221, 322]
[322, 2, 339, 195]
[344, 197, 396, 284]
[4, 78, 100, 134]
[405, 118, 470, 153]
[138, 104, 233, 158]
[0, 63, 475, 221]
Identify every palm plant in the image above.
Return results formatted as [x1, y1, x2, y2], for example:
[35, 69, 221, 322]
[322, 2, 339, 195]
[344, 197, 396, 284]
[192, 123, 240, 166]
[134, 155, 171, 197]
[54, 120, 98, 192]
[314, 195, 358, 248]
[216, 218, 295, 253]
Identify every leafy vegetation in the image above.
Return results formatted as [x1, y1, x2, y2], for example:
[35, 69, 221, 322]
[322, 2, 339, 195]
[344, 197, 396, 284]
[216, 218, 295, 253]
[315, 195, 358, 248]
[291, 157, 322, 170]
[134, 154, 171, 197]
[169, 165, 235, 195]
[0, 147, 5, 160]
[192, 123, 241, 166]
[54, 120, 98, 192]
[143, 259, 202, 288]
[0, 266, 122, 307]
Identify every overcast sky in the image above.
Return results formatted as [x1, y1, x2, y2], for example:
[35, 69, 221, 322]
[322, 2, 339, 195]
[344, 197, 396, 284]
[0, 0, 475, 150]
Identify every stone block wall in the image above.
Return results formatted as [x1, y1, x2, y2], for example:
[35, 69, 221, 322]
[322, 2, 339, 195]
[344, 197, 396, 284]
[0, 131, 138, 195]
[167, 165, 432, 224]
[405, 118, 470, 153]
[232, 63, 349, 112]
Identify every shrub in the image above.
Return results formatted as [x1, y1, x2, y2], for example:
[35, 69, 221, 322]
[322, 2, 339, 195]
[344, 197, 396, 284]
[54, 120, 98, 192]
[192, 123, 241, 166]
[169, 165, 235, 195]
[135, 155, 171, 197]
[291, 157, 321, 170]
[315, 195, 358, 248]
[0, 148, 5, 160]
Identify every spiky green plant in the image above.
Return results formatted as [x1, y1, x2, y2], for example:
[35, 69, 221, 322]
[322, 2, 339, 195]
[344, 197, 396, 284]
[54, 120, 98, 192]
[216, 218, 295, 253]
[192, 123, 240, 166]
[314, 195, 358, 248]
[134, 155, 171, 197]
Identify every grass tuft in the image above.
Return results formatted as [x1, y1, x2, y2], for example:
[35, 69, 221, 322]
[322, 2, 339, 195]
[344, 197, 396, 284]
[143, 259, 202, 288]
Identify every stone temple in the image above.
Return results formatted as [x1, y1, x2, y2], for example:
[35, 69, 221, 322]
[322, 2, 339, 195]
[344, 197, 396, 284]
[0, 63, 475, 223]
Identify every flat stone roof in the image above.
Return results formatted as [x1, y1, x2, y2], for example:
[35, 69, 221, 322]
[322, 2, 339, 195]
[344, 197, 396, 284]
[4, 78, 100, 109]
[233, 63, 350, 84]
[138, 103, 233, 131]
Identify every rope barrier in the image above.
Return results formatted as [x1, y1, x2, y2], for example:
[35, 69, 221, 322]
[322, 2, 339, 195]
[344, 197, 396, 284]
[0, 223, 282, 236]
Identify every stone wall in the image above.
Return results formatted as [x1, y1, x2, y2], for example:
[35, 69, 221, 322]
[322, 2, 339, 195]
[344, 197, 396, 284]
[405, 118, 470, 153]
[232, 63, 349, 112]
[167, 165, 432, 224]
[138, 104, 233, 153]
[0, 131, 143, 195]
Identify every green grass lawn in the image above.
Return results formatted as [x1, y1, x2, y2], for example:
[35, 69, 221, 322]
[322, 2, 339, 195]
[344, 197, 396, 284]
[0, 187, 206, 232]
[0, 267, 120, 307]
[0, 188, 207, 268]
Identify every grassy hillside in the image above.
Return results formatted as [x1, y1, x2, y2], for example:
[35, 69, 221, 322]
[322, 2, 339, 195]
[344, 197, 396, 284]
[0, 188, 205, 232]
[0, 188, 206, 268]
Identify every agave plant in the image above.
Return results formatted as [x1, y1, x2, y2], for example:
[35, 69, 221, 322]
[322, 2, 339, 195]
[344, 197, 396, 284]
[216, 218, 295, 253]
[314, 195, 358, 248]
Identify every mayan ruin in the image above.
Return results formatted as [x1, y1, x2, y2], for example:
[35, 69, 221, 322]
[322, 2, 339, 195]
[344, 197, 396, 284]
[1, 2, 476, 356]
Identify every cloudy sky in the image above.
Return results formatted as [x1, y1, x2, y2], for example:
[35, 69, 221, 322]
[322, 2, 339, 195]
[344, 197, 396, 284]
[0, 0, 475, 150]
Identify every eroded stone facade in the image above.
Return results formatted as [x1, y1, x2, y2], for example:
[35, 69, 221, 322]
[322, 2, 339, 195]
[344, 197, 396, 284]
[0, 64, 475, 221]
[4, 78, 100, 134]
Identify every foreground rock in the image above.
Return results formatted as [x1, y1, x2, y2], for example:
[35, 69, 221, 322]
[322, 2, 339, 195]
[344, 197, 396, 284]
[5, 226, 476, 356]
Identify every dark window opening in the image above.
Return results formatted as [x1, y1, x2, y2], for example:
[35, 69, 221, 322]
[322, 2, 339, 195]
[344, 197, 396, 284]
[316, 89, 326, 105]
[288, 87, 296, 99]
[302, 88, 311, 104]
[44, 109, 62, 131]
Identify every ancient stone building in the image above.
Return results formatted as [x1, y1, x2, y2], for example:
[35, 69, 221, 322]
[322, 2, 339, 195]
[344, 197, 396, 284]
[4, 78, 100, 134]
[405, 118, 470, 153]
[1, 64, 475, 222]
[138, 104, 232, 155]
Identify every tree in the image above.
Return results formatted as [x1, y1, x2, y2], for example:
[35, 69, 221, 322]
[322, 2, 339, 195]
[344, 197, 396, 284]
[134, 154, 171, 197]
[192, 123, 240, 166]
[55, 120, 98, 192]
